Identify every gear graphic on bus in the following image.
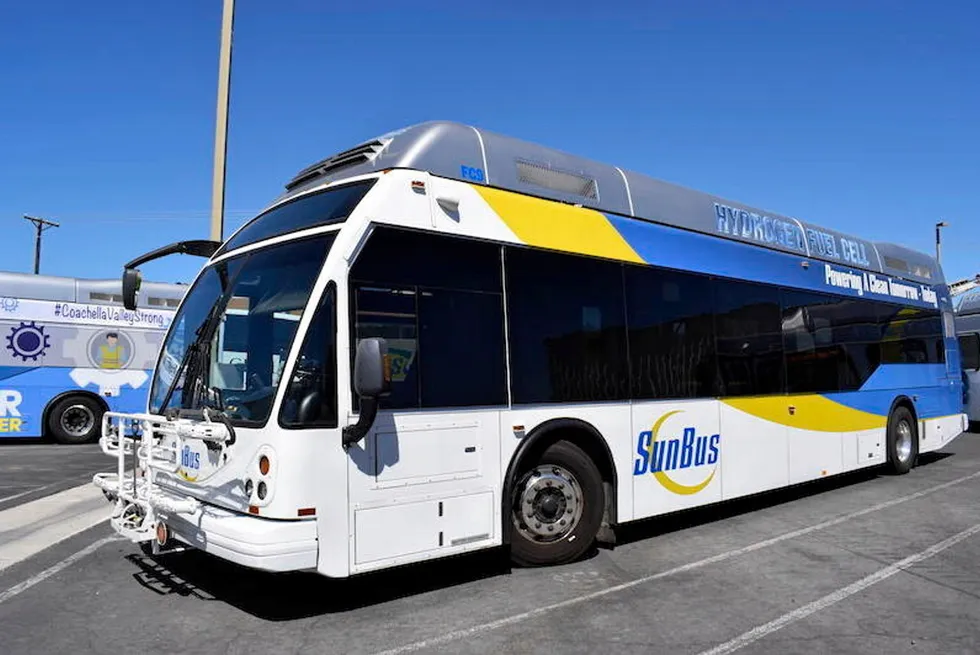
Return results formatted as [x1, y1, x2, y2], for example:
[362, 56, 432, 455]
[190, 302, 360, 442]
[6, 321, 51, 362]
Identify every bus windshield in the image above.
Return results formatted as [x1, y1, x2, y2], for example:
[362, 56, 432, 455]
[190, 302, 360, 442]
[149, 234, 335, 424]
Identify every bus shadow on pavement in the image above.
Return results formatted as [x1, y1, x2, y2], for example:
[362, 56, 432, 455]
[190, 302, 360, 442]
[615, 451, 954, 546]
[124, 544, 512, 621]
[122, 450, 955, 621]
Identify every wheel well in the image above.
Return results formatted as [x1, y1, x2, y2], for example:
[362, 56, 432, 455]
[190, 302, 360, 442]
[501, 418, 617, 546]
[42, 391, 109, 438]
[889, 395, 919, 429]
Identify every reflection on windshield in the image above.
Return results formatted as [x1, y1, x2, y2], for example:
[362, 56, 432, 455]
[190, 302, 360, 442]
[149, 234, 336, 424]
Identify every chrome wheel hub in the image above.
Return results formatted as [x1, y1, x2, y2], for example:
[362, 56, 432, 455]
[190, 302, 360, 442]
[61, 404, 95, 437]
[896, 419, 913, 463]
[514, 464, 583, 541]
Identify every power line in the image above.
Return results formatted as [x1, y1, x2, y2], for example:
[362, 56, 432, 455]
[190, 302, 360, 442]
[22, 215, 59, 275]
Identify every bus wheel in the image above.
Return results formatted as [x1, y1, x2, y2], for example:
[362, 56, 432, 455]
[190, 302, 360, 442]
[47, 395, 103, 445]
[886, 405, 917, 475]
[509, 439, 603, 567]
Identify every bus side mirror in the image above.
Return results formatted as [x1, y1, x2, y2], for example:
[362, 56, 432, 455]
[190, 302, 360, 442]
[342, 338, 390, 448]
[122, 268, 142, 311]
[353, 337, 391, 398]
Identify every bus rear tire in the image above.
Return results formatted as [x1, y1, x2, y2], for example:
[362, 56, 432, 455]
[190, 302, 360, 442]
[47, 395, 104, 445]
[508, 439, 604, 567]
[885, 405, 917, 475]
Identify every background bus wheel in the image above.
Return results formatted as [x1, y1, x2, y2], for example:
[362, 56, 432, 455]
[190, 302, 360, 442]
[47, 395, 103, 445]
[509, 440, 603, 567]
[886, 405, 917, 475]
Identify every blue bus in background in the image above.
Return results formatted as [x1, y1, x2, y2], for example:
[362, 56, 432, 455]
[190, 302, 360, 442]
[0, 271, 186, 443]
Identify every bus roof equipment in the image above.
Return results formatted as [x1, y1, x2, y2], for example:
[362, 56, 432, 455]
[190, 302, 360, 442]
[281, 120, 941, 285]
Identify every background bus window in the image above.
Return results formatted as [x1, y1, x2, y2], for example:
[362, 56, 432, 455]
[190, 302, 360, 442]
[960, 333, 980, 371]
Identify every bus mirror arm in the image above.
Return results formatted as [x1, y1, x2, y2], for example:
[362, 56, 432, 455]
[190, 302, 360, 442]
[342, 338, 391, 449]
[120, 239, 222, 311]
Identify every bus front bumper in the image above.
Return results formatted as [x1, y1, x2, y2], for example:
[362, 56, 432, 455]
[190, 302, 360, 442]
[155, 496, 319, 573]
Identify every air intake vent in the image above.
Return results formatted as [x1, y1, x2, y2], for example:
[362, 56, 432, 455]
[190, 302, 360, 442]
[882, 255, 909, 273]
[516, 160, 598, 200]
[285, 139, 390, 190]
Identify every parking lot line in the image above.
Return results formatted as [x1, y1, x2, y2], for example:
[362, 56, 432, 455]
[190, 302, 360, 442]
[0, 482, 110, 573]
[0, 483, 56, 507]
[0, 536, 120, 606]
[697, 521, 980, 655]
[371, 469, 980, 655]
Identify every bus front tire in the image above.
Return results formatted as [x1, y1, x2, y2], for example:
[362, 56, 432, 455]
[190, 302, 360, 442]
[508, 439, 604, 567]
[47, 395, 104, 445]
[886, 405, 918, 475]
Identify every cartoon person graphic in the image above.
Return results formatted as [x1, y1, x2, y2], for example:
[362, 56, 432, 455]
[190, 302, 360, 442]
[98, 332, 124, 369]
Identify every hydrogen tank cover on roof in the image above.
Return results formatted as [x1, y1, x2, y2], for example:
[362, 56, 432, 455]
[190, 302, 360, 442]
[280, 121, 943, 285]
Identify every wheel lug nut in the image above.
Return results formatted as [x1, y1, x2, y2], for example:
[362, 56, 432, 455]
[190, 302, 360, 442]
[548, 525, 554, 532]
[546, 480, 552, 486]
[535, 523, 541, 529]
[566, 495, 572, 500]
[560, 519, 566, 525]
[558, 484, 565, 490]
[566, 508, 573, 514]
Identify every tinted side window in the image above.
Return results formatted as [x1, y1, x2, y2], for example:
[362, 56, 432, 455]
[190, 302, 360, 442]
[419, 289, 506, 407]
[713, 279, 785, 395]
[780, 290, 842, 393]
[960, 333, 980, 371]
[829, 299, 882, 389]
[506, 247, 629, 404]
[624, 265, 716, 399]
[280, 284, 337, 428]
[879, 305, 944, 364]
[350, 227, 506, 410]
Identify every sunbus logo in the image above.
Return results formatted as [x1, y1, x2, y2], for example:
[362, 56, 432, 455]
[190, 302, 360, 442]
[633, 410, 720, 495]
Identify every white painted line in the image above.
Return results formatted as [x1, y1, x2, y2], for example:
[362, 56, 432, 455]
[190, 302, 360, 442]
[0, 536, 120, 605]
[0, 506, 112, 572]
[0, 482, 104, 534]
[371, 469, 980, 655]
[697, 521, 980, 655]
[0, 483, 56, 506]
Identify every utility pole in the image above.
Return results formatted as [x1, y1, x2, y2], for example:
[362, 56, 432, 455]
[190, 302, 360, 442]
[209, 0, 235, 244]
[936, 220, 948, 265]
[22, 215, 60, 274]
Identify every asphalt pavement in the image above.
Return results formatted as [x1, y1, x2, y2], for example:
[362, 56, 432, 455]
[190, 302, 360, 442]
[2, 431, 980, 655]
[0, 441, 108, 511]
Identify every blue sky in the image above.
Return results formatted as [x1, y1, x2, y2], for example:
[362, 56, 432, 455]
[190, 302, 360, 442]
[1, 1, 977, 287]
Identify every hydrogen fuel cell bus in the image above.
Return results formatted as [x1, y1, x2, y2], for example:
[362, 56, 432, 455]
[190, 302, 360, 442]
[0, 271, 185, 443]
[94, 121, 968, 576]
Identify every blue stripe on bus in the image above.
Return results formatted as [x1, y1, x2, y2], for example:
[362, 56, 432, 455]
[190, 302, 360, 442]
[606, 214, 943, 310]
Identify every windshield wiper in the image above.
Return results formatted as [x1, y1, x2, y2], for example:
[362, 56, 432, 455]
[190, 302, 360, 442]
[157, 269, 233, 420]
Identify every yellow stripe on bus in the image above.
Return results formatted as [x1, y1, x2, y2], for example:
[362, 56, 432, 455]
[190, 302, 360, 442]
[473, 186, 644, 264]
[722, 395, 887, 432]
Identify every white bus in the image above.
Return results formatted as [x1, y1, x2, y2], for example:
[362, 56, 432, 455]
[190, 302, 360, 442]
[956, 287, 980, 431]
[95, 122, 968, 575]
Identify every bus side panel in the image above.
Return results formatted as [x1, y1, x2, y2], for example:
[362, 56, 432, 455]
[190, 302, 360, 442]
[718, 398, 789, 501]
[630, 399, 722, 520]
[0, 367, 50, 438]
[500, 405, 634, 524]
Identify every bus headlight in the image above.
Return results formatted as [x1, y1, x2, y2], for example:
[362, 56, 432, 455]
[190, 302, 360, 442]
[243, 446, 276, 507]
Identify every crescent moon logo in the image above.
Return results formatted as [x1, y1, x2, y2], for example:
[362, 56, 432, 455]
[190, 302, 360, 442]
[647, 410, 718, 495]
